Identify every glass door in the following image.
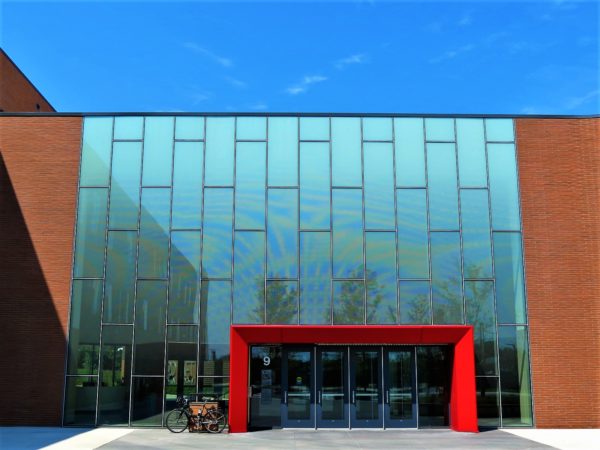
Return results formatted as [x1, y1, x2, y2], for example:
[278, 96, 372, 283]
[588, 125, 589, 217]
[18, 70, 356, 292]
[249, 346, 282, 430]
[350, 347, 383, 428]
[281, 347, 314, 427]
[316, 347, 349, 428]
[384, 347, 417, 428]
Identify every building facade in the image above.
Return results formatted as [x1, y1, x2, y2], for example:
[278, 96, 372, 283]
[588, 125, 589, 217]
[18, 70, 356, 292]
[1, 113, 599, 431]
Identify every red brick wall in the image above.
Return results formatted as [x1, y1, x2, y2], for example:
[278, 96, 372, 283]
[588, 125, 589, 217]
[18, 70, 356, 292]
[0, 49, 55, 112]
[516, 118, 600, 428]
[0, 116, 81, 425]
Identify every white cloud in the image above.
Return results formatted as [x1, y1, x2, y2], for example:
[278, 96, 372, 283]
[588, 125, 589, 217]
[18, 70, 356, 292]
[182, 42, 233, 68]
[334, 53, 368, 69]
[225, 76, 247, 88]
[429, 44, 475, 64]
[458, 14, 472, 26]
[286, 75, 328, 95]
[566, 89, 600, 110]
[249, 102, 268, 111]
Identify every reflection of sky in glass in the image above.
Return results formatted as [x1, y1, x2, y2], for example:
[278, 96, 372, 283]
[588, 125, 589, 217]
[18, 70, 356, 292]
[425, 118, 454, 142]
[332, 117, 361, 186]
[109, 142, 142, 229]
[493, 232, 526, 324]
[456, 119, 487, 188]
[205, 117, 234, 186]
[201, 280, 231, 344]
[427, 143, 459, 230]
[363, 117, 392, 141]
[235, 142, 266, 229]
[485, 119, 514, 142]
[397, 189, 428, 278]
[300, 142, 330, 230]
[138, 188, 170, 278]
[175, 116, 204, 140]
[300, 117, 329, 141]
[169, 231, 201, 324]
[366, 232, 396, 324]
[465, 280, 496, 376]
[143, 117, 174, 187]
[300, 232, 331, 324]
[268, 117, 297, 186]
[202, 188, 233, 279]
[237, 116, 266, 141]
[431, 232, 463, 324]
[488, 144, 520, 230]
[172, 142, 203, 229]
[364, 142, 394, 230]
[114, 116, 143, 140]
[74, 188, 107, 277]
[460, 190, 493, 278]
[395, 118, 425, 187]
[104, 231, 137, 323]
[233, 231, 265, 324]
[267, 189, 298, 278]
[332, 189, 363, 278]
[80, 117, 113, 186]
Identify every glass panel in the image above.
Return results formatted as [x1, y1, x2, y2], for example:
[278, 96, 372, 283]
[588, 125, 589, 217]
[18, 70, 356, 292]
[488, 144, 520, 230]
[73, 188, 107, 277]
[321, 349, 345, 421]
[427, 143, 459, 230]
[425, 118, 454, 141]
[332, 189, 364, 278]
[237, 116, 266, 140]
[300, 232, 331, 324]
[165, 325, 198, 409]
[366, 232, 397, 324]
[142, 116, 174, 186]
[399, 281, 431, 325]
[114, 116, 143, 140]
[267, 189, 298, 278]
[499, 326, 533, 426]
[364, 143, 394, 230]
[63, 376, 97, 425]
[460, 190, 493, 278]
[80, 117, 113, 186]
[249, 346, 282, 428]
[331, 117, 361, 186]
[204, 117, 234, 186]
[168, 231, 201, 324]
[67, 280, 101, 375]
[268, 117, 298, 186]
[417, 346, 451, 427]
[465, 281, 497, 375]
[397, 189, 429, 278]
[477, 377, 500, 427]
[104, 231, 136, 323]
[175, 116, 204, 140]
[108, 142, 142, 229]
[300, 142, 330, 230]
[333, 280, 364, 324]
[134, 280, 167, 375]
[233, 231, 265, 324]
[486, 118, 514, 142]
[138, 188, 170, 278]
[287, 350, 311, 420]
[300, 117, 329, 141]
[199, 343, 230, 377]
[200, 280, 231, 345]
[354, 349, 380, 420]
[493, 232, 526, 324]
[172, 142, 203, 229]
[131, 377, 164, 426]
[395, 118, 425, 187]
[363, 117, 392, 141]
[202, 188, 233, 279]
[430, 232, 463, 324]
[98, 325, 132, 425]
[456, 119, 487, 187]
[266, 280, 298, 324]
[235, 142, 266, 229]
[198, 377, 230, 401]
[388, 350, 413, 420]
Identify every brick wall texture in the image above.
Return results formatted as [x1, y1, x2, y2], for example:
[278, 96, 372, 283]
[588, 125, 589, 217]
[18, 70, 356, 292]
[0, 116, 81, 425]
[516, 118, 600, 428]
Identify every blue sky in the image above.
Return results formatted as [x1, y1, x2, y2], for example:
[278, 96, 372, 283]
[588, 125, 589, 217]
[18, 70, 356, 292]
[1, 0, 598, 114]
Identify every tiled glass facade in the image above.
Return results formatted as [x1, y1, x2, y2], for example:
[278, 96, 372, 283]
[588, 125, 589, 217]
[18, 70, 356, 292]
[64, 115, 532, 428]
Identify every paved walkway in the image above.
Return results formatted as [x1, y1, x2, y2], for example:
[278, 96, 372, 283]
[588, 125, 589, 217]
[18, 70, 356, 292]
[1, 427, 599, 449]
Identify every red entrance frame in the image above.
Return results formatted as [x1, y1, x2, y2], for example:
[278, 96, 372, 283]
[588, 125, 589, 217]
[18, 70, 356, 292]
[229, 325, 478, 433]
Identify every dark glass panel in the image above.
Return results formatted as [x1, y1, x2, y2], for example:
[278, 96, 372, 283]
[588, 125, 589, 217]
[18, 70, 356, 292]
[235, 142, 266, 229]
[165, 326, 198, 410]
[200, 280, 231, 345]
[134, 280, 167, 375]
[394, 118, 425, 187]
[300, 142, 330, 230]
[425, 118, 455, 142]
[300, 117, 329, 141]
[498, 326, 533, 426]
[202, 188, 233, 279]
[249, 346, 282, 428]
[198, 377, 230, 401]
[320, 349, 346, 421]
[488, 143, 520, 230]
[199, 344, 230, 377]
[67, 280, 102, 375]
[204, 117, 235, 186]
[477, 377, 500, 427]
[417, 346, 451, 427]
[333, 280, 364, 325]
[353, 349, 380, 420]
[365, 232, 397, 324]
[493, 232, 526, 324]
[80, 117, 112, 187]
[460, 190, 493, 278]
[456, 119, 487, 187]
[114, 116, 143, 140]
[397, 189, 429, 278]
[237, 116, 266, 140]
[131, 377, 164, 426]
[266, 281, 298, 324]
[399, 281, 431, 325]
[364, 143, 395, 230]
[63, 376, 98, 426]
[73, 188, 108, 278]
[142, 116, 174, 186]
[388, 349, 414, 421]
[233, 231, 265, 324]
[465, 281, 497, 376]
[175, 116, 204, 140]
[108, 142, 142, 229]
[98, 325, 132, 425]
[103, 231, 136, 323]
[268, 117, 298, 186]
[430, 232, 463, 324]
[427, 143, 459, 230]
[267, 189, 298, 278]
[286, 350, 312, 420]
[168, 231, 201, 324]
[363, 117, 392, 141]
[172, 142, 203, 229]
[138, 188, 170, 278]
[331, 117, 361, 186]
[300, 232, 331, 324]
[332, 189, 364, 278]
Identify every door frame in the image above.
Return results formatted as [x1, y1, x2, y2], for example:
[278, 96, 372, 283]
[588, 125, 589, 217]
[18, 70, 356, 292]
[315, 345, 349, 428]
[383, 346, 418, 428]
[349, 346, 384, 428]
[281, 345, 315, 428]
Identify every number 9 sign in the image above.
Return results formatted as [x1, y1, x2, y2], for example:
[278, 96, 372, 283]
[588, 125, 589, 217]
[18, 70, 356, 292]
[263, 355, 271, 366]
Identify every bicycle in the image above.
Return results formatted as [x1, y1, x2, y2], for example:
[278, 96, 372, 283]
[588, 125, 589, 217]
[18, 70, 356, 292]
[165, 395, 227, 433]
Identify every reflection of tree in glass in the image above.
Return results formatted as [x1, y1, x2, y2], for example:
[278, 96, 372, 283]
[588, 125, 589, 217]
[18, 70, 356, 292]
[332, 267, 385, 324]
[432, 256, 464, 324]
[405, 293, 431, 324]
[249, 277, 298, 324]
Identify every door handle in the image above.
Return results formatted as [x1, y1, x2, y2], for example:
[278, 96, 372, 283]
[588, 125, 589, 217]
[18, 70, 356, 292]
[318, 390, 322, 404]
[352, 390, 355, 404]
[386, 390, 389, 404]
[284, 391, 288, 404]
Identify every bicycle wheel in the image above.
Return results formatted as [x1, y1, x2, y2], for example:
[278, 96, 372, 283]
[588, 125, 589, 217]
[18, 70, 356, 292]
[165, 408, 189, 433]
[204, 409, 227, 433]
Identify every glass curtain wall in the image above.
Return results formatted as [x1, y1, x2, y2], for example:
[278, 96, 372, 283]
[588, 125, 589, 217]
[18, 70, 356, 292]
[65, 115, 532, 428]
